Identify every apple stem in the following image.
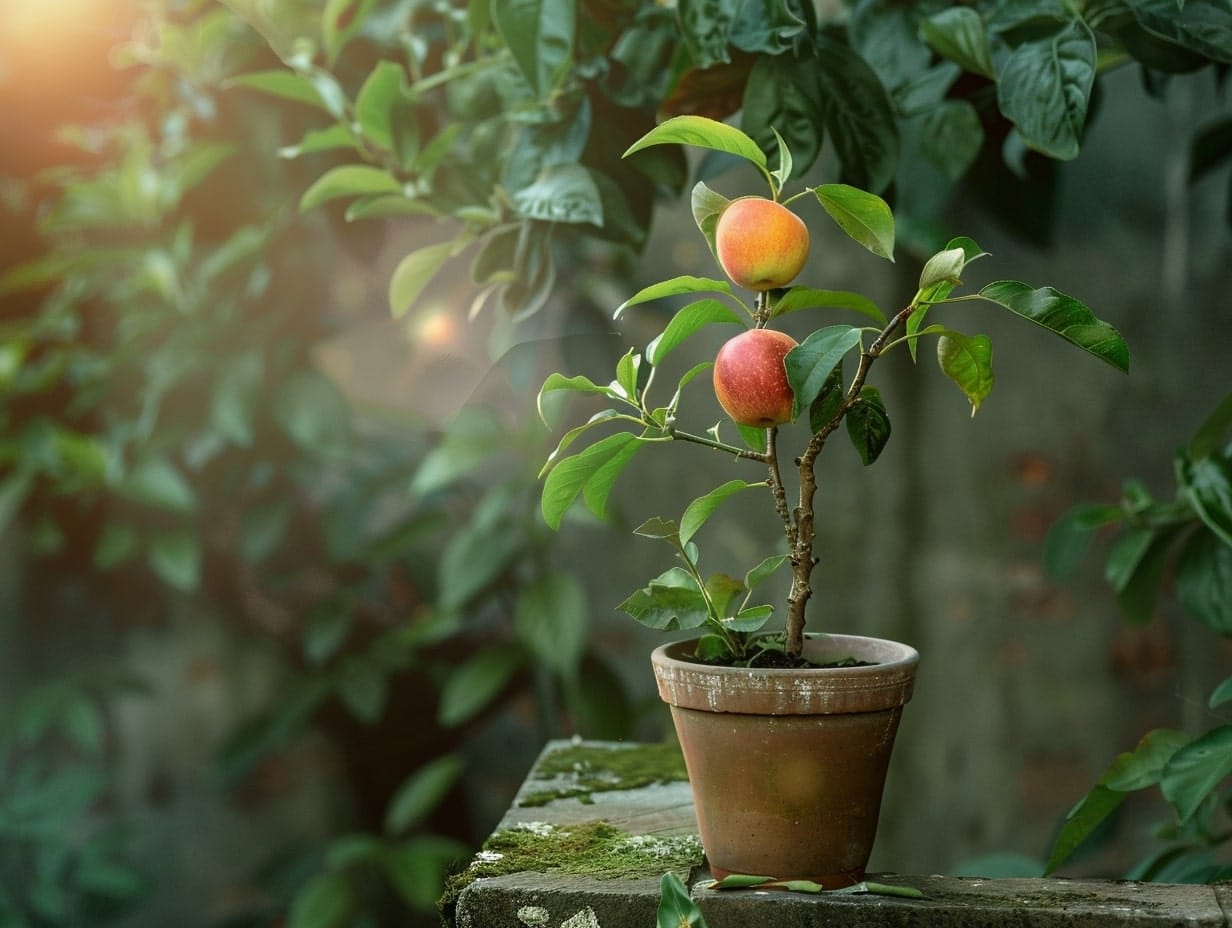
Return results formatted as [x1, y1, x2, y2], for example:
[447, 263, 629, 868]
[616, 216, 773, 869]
[782, 301, 918, 658]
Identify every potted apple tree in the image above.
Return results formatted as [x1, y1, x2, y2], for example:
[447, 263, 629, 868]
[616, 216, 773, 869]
[537, 116, 1129, 886]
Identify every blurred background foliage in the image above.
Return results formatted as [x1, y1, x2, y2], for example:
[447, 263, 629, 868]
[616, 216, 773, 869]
[0, 0, 1230, 926]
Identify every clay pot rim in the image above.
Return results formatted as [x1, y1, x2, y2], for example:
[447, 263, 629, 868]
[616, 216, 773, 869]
[651, 633, 919, 716]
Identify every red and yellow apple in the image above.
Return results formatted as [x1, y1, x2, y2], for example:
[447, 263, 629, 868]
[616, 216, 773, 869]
[713, 328, 798, 428]
[714, 197, 810, 291]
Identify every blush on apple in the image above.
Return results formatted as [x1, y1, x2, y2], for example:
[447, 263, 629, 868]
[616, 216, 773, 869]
[713, 328, 798, 428]
[714, 197, 810, 291]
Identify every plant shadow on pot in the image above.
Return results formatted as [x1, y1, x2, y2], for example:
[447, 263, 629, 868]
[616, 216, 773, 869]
[652, 634, 919, 887]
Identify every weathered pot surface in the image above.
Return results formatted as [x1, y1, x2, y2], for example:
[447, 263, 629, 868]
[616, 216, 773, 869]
[651, 634, 919, 887]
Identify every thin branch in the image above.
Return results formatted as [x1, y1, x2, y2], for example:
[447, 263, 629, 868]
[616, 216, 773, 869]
[764, 426, 796, 549]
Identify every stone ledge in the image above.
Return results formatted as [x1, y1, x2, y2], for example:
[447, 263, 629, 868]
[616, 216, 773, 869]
[450, 740, 1230, 928]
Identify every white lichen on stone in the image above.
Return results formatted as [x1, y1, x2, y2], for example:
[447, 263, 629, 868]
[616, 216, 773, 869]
[617, 832, 703, 860]
[510, 820, 556, 837]
[474, 850, 505, 865]
[516, 905, 552, 927]
[559, 908, 601, 928]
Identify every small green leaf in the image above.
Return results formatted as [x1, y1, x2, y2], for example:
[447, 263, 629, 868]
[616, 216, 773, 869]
[541, 432, 644, 529]
[1104, 527, 1156, 594]
[648, 299, 746, 366]
[785, 325, 862, 415]
[813, 184, 895, 260]
[735, 422, 768, 453]
[148, 531, 201, 593]
[745, 554, 788, 590]
[1177, 453, 1232, 548]
[323, 0, 376, 65]
[224, 70, 332, 110]
[936, 330, 994, 415]
[513, 571, 587, 675]
[919, 247, 967, 291]
[388, 241, 456, 319]
[714, 874, 776, 889]
[118, 456, 196, 513]
[618, 568, 710, 630]
[770, 286, 886, 324]
[919, 7, 995, 78]
[1103, 729, 1190, 792]
[845, 386, 891, 465]
[1177, 530, 1232, 633]
[512, 163, 604, 225]
[692, 180, 731, 262]
[615, 347, 641, 401]
[1188, 389, 1232, 461]
[624, 115, 768, 169]
[288, 871, 354, 928]
[279, 125, 358, 160]
[1161, 726, 1232, 823]
[808, 362, 845, 435]
[726, 604, 774, 632]
[1043, 503, 1124, 579]
[616, 275, 735, 319]
[354, 59, 409, 152]
[1044, 784, 1125, 875]
[437, 648, 523, 727]
[1211, 675, 1232, 710]
[977, 280, 1129, 372]
[384, 755, 465, 835]
[300, 165, 401, 213]
[658, 872, 706, 928]
[537, 372, 623, 425]
[680, 479, 763, 547]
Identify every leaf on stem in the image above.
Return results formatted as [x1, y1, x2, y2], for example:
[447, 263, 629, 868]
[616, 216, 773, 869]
[977, 281, 1129, 372]
[784, 325, 862, 417]
[692, 181, 731, 262]
[615, 275, 736, 319]
[845, 386, 891, 466]
[1160, 725, 1232, 824]
[680, 479, 763, 547]
[813, 184, 895, 260]
[624, 115, 768, 169]
[541, 432, 645, 529]
[647, 299, 746, 366]
[618, 568, 710, 630]
[770, 286, 886, 325]
[935, 330, 994, 415]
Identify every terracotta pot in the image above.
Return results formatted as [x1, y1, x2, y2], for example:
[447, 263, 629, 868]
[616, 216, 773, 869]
[651, 634, 919, 887]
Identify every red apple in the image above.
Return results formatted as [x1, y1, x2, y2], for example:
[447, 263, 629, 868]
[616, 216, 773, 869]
[714, 197, 810, 291]
[713, 329, 798, 428]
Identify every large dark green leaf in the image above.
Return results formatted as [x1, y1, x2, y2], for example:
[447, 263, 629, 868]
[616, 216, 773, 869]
[996, 19, 1096, 160]
[492, 0, 577, 99]
[1187, 388, 1232, 460]
[1161, 725, 1232, 823]
[784, 325, 862, 414]
[678, 0, 738, 66]
[1177, 530, 1232, 633]
[977, 280, 1129, 372]
[813, 35, 899, 193]
[741, 52, 824, 178]
[1178, 452, 1232, 547]
[919, 7, 995, 78]
[658, 872, 707, 928]
[1128, 0, 1232, 65]
[918, 100, 985, 181]
[730, 0, 808, 54]
[845, 386, 891, 465]
[512, 163, 604, 226]
[850, 0, 936, 92]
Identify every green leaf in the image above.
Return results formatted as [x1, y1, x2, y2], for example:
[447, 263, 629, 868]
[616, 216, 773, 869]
[388, 241, 456, 319]
[705, 572, 745, 620]
[615, 347, 641, 402]
[94, 522, 139, 570]
[726, 604, 774, 632]
[918, 100, 985, 182]
[746, 554, 789, 590]
[1211, 675, 1232, 710]
[513, 571, 588, 675]
[813, 184, 895, 260]
[1044, 784, 1125, 874]
[977, 280, 1130, 372]
[323, 0, 376, 66]
[808, 362, 845, 435]
[541, 432, 644, 529]
[936, 330, 994, 415]
[437, 648, 524, 727]
[337, 656, 387, 723]
[919, 247, 967, 291]
[680, 479, 762, 547]
[1043, 503, 1124, 579]
[274, 370, 352, 458]
[623, 115, 768, 169]
[845, 386, 891, 466]
[1115, 527, 1183, 624]
[1127, 0, 1232, 66]
[512, 163, 604, 225]
[714, 873, 775, 889]
[354, 60, 409, 153]
[492, 0, 576, 99]
[1103, 729, 1191, 792]
[1104, 527, 1155, 594]
[1161, 726, 1232, 823]
[784, 325, 862, 414]
[437, 492, 523, 612]
[1177, 530, 1232, 633]
[147, 531, 201, 593]
[647, 300, 745, 366]
[996, 20, 1097, 160]
[633, 517, 680, 541]
[384, 755, 465, 835]
[288, 871, 353, 928]
[616, 274, 734, 319]
[920, 7, 995, 78]
[813, 36, 900, 193]
[537, 372, 624, 426]
[691, 181, 730, 263]
[300, 165, 402, 213]
[1188, 389, 1232, 461]
[736, 422, 768, 453]
[658, 871, 706, 928]
[118, 457, 196, 513]
[1177, 453, 1232, 547]
[770, 286, 885, 324]
[741, 53, 824, 184]
[618, 567, 710, 630]
[224, 70, 333, 111]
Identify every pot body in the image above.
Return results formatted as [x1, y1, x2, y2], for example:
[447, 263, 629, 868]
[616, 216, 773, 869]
[651, 635, 919, 887]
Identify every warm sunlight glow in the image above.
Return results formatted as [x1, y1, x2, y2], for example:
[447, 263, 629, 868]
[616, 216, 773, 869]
[1, 0, 111, 47]
[412, 308, 459, 350]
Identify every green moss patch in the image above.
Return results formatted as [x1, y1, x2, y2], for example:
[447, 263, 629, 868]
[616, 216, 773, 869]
[439, 819, 702, 922]
[517, 741, 689, 808]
